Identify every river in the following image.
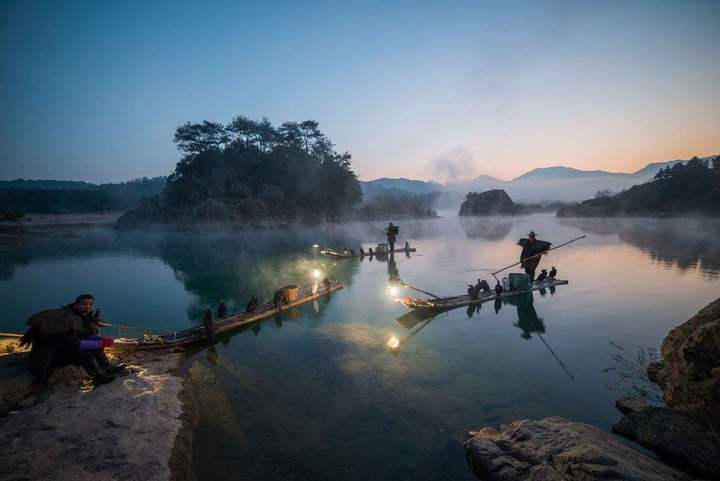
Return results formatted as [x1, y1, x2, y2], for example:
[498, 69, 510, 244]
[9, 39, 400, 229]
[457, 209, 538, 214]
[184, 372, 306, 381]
[1, 215, 718, 480]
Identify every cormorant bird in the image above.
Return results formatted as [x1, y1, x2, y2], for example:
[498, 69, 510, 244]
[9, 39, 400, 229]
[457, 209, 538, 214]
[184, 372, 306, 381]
[245, 294, 259, 313]
[549, 266, 557, 279]
[217, 300, 227, 319]
[536, 269, 548, 282]
[495, 281, 504, 295]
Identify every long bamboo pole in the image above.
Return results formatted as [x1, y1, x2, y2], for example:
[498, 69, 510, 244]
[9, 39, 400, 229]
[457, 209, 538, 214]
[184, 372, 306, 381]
[491, 235, 586, 278]
[399, 281, 442, 299]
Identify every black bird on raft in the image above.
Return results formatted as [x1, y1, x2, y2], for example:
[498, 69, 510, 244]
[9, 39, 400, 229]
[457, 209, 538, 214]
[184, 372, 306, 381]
[536, 269, 548, 282]
[202, 309, 215, 341]
[245, 295, 258, 313]
[549, 266, 557, 279]
[217, 300, 227, 319]
[495, 281, 504, 295]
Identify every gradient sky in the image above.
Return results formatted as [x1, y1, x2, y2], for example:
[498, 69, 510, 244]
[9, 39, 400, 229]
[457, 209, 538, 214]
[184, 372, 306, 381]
[1, 0, 719, 183]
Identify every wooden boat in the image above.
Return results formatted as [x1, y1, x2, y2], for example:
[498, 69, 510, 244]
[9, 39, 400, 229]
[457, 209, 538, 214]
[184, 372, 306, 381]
[320, 247, 416, 258]
[397, 278, 568, 311]
[111, 280, 343, 350]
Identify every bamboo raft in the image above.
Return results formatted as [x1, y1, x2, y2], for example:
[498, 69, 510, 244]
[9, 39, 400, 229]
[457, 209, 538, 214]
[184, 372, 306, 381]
[111, 280, 343, 350]
[320, 247, 416, 258]
[397, 278, 568, 311]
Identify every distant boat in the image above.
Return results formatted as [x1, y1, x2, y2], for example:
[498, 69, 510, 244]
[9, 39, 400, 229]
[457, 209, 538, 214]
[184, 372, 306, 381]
[320, 246, 416, 258]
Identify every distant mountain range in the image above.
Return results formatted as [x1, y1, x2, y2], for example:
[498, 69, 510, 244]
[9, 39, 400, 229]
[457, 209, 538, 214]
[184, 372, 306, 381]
[361, 160, 687, 204]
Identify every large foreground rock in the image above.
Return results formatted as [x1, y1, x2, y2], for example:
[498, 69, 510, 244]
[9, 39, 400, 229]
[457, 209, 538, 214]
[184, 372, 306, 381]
[0, 351, 187, 481]
[647, 297, 720, 429]
[464, 417, 689, 481]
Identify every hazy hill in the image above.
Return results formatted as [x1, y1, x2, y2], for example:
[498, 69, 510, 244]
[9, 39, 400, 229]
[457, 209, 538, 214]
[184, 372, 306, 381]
[0, 179, 97, 190]
[361, 159, 686, 205]
[360, 178, 444, 199]
[0, 177, 166, 214]
[557, 156, 719, 217]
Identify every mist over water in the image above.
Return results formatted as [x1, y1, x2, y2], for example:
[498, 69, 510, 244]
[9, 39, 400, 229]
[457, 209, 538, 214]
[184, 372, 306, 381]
[1, 215, 718, 480]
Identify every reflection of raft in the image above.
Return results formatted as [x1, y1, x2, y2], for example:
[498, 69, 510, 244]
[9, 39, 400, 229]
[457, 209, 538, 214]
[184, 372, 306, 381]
[320, 247, 416, 258]
[397, 278, 568, 311]
[112, 280, 343, 350]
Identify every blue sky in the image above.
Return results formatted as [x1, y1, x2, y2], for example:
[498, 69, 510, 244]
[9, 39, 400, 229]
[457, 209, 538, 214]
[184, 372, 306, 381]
[1, 0, 719, 183]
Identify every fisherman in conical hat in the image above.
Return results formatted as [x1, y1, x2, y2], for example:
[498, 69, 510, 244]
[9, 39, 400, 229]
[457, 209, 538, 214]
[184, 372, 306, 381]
[517, 231, 552, 282]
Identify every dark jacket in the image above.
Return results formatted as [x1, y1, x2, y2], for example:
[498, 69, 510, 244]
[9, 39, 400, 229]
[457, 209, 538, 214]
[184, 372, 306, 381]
[20, 305, 87, 383]
[518, 238, 551, 271]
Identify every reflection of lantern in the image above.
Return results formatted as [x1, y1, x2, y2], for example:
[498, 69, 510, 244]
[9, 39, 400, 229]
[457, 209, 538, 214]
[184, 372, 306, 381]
[312, 269, 321, 279]
[387, 334, 400, 350]
[387, 285, 400, 298]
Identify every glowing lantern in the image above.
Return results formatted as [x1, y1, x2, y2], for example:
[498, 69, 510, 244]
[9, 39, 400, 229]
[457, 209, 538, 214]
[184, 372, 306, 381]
[387, 335, 400, 350]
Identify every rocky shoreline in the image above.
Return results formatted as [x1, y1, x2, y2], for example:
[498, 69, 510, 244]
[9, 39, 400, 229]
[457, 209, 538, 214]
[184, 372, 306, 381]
[464, 297, 720, 481]
[0, 349, 194, 481]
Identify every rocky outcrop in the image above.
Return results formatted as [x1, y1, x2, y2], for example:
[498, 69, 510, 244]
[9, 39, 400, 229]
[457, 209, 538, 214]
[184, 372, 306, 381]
[459, 189, 516, 216]
[612, 397, 720, 478]
[464, 417, 689, 481]
[0, 351, 187, 481]
[609, 298, 720, 479]
[646, 297, 720, 428]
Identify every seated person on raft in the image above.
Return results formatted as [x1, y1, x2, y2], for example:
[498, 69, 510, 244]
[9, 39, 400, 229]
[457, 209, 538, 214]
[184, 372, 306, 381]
[20, 294, 126, 386]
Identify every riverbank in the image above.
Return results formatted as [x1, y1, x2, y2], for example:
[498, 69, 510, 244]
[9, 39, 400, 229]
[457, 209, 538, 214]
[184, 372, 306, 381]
[0, 349, 192, 481]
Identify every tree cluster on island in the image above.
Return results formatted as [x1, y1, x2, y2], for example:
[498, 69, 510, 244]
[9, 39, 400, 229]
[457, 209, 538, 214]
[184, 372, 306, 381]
[458, 189, 569, 216]
[557, 155, 720, 217]
[116, 116, 439, 225]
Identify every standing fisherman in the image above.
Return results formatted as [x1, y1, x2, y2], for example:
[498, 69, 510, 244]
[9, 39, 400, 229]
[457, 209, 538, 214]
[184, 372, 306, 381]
[517, 231, 551, 282]
[386, 222, 399, 252]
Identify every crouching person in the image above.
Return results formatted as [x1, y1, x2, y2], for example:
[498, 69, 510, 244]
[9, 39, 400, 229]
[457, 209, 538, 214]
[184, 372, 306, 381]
[20, 294, 124, 386]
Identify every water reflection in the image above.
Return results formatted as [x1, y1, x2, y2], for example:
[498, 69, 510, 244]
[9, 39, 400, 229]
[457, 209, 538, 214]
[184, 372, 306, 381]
[561, 217, 720, 278]
[393, 291, 575, 380]
[459, 218, 512, 240]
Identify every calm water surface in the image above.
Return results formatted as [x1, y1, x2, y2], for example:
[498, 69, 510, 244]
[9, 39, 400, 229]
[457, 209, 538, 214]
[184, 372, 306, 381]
[1, 215, 718, 480]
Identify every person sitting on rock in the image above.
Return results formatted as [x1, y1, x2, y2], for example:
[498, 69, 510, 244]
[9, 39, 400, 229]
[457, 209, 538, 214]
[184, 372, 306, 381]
[20, 294, 122, 386]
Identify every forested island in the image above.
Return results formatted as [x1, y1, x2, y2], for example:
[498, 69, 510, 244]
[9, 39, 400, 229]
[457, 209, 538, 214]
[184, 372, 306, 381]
[117, 116, 435, 226]
[458, 189, 565, 216]
[557, 156, 719, 217]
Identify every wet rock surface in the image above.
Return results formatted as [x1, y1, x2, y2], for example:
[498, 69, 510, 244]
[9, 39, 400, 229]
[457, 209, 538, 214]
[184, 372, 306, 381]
[0, 351, 186, 481]
[464, 416, 690, 481]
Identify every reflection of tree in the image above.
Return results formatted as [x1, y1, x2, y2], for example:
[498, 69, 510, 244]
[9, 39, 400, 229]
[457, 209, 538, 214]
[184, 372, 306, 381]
[1, 226, 358, 323]
[459, 218, 512, 241]
[561, 218, 720, 278]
